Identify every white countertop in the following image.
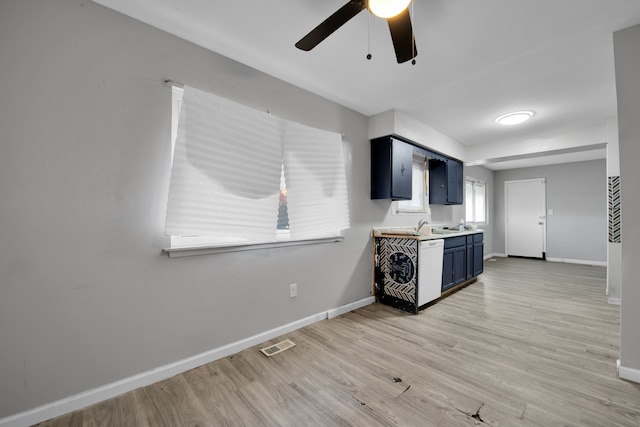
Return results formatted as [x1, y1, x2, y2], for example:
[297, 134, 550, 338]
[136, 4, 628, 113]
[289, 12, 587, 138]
[372, 226, 483, 241]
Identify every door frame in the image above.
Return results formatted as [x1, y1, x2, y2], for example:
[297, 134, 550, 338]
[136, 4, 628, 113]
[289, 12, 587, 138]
[504, 178, 547, 258]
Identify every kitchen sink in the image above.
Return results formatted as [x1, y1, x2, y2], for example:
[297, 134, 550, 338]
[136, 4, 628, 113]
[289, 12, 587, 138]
[431, 229, 462, 234]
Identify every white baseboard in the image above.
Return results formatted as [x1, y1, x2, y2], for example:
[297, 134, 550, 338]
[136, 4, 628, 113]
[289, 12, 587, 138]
[0, 297, 375, 427]
[546, 257, 607, 267]
[327, 296, 375, 319]
[618, 360, 640, 384]
[608, 297, 621, 305]
[484, 253, 506, 260]
[491, 255, 607, 267]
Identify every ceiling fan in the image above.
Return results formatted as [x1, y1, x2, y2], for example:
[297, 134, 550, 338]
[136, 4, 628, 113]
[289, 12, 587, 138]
[295, 0, 417, 64]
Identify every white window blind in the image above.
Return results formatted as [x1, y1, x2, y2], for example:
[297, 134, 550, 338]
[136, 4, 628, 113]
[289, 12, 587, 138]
[165, 86, 284, 243]
[465, 177, 487, 224]
[164, 85, 350, 247]
[283, 122, 350, 239]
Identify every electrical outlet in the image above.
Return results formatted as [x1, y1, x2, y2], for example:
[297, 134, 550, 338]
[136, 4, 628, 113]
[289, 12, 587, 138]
[289, 283, 297, 298]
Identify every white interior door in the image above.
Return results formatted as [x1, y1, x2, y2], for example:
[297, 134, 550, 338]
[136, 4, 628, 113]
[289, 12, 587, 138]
[505, 178, 546, 258]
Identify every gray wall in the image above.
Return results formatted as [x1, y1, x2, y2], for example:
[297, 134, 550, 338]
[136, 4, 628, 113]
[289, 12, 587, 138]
[465, 165, 495, 257]
[493, 160, 607, 263]
[614, 23, 640, 373]
[0, 0, 410, 418]
[0, 1, 501, 419]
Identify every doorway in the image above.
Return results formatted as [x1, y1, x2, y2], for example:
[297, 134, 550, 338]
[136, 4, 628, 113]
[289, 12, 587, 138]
[505, 178, 546, 259]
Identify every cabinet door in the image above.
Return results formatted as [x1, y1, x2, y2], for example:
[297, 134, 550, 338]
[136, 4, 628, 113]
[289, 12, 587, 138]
[370, 137, 413, 200]
[429, 158, 463, 205]
[441, 249, 454, 291]
[428, 159, 447, 204]
[446, 159, 464, 205]
[452, 246, 466, 286]
[391, 139, 413, 200]
[473, 242, 484, 276]
[442, 246, 466, 291]
[466, 244, 474, 280]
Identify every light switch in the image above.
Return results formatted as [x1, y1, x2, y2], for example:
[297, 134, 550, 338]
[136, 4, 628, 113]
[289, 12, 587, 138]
[548, 209, 554, 215]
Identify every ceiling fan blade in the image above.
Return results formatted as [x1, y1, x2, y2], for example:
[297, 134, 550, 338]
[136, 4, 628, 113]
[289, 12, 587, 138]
[387, 8, 417, 63]
[295, 1, 366, 51]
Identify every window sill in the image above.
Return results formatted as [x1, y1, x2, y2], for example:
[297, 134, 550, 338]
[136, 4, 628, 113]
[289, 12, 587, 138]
[395, 210, 427, 215]
[163, 235, 344, 258]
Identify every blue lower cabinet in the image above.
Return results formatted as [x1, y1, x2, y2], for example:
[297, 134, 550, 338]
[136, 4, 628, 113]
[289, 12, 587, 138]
[452, 246, 467, 286]
[442, 233, 483, 292]
[442, 250, 454, 291]
[442, 236, 465, 291]
[466, 239, 474, 281]
[473, 241, 484, 276]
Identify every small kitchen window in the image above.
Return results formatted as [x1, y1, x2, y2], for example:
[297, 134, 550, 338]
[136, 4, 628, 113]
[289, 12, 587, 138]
[397, 155, 431, 216]
[465, 177, 487, 224]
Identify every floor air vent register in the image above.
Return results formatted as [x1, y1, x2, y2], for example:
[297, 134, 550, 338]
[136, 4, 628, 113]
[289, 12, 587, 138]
[260, 339, 296, 357]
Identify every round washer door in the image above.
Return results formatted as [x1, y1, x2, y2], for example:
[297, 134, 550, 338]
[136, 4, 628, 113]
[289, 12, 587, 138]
[388, 252, 415, 284]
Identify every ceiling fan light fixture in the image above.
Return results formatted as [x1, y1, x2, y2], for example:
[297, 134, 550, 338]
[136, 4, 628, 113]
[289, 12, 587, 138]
[368, 0, 412, 18]
[495, 111, 534, 126]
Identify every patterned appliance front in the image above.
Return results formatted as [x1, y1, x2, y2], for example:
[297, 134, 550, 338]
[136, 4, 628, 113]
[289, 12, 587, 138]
[378, 238, 417, 306]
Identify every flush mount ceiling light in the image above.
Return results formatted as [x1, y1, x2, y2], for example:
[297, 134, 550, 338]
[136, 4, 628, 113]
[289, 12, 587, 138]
[368, 0, 412, 18]
[495, 111, 535, 126]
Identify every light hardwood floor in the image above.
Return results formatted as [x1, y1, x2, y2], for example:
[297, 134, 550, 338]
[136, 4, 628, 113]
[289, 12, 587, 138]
[37, 257, 640, 426]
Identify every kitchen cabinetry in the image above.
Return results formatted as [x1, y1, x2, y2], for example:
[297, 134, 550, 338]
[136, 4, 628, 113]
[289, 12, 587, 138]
[372, 231, 483, 314]
[370, 134, 463, 202]
[429, 158, 464, 205]
[370, 136, 413, 200]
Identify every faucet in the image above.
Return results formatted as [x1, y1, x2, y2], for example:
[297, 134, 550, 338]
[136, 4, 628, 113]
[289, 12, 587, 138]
[417, 217, 430, 233]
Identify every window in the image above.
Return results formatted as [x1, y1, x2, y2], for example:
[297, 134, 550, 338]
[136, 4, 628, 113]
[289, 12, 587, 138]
[397, 155, 430, 215]
[165, 85, 350, 252]
[465, 177, 487, 223]
[277, 165, 289, 231]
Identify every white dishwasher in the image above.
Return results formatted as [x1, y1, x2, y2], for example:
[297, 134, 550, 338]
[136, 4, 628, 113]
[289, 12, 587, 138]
[417, 239, 445, 306]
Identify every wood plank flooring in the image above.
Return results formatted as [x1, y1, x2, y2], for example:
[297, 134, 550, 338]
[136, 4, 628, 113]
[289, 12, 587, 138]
[36, 257, 640, 426]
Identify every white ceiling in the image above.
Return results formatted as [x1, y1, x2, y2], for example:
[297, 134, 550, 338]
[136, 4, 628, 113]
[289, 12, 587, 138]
[93, 0, 640, 169]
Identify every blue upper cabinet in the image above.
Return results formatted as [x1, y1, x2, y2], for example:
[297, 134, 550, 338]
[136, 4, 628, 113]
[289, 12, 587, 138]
[371, 135, 463, 203]
[371, 136, 413, 200]
[446, 159, 464, 205]
[429, 158, 463, 205]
